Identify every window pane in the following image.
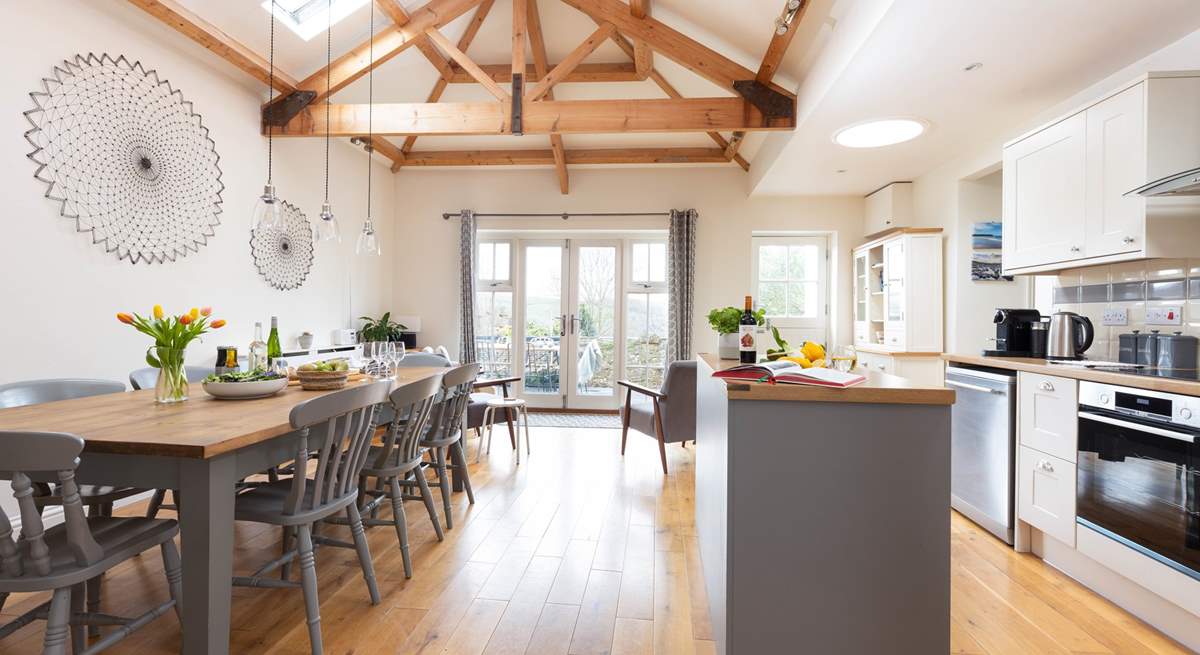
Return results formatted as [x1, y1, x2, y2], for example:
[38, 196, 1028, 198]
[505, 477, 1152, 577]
[649, 243, 667, 282]
[494, 243, 510, 281]
[577, 247, 616, 396]
[632, 243, 649, 282]
[787, 282, 818, 317]
[759, 281, 786, 316]
[758, 245, 787, 281]
[625, 291, 668, 389]
[474, 291, 513, 377]
[478, 243, 495, 280]
[788, 245, 818, 281]
[524, 246, 563, 394]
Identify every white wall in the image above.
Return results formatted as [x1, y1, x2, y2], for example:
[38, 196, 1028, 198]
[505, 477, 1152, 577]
[0, 0, 396, 387]
[389, 167, 864, 359]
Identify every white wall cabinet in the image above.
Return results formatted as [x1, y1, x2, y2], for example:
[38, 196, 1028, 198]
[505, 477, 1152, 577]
[1002, 73, 1200, 275]
[864, 182, 913, 235]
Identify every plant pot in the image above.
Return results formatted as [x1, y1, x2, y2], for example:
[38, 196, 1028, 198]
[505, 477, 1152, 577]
[298, 333, 315, 350]
[153, 346, 189, 404]
[717, 332, 739, 360]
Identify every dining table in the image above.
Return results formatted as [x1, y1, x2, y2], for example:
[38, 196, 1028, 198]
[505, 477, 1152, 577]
[0, 366, 444, 655]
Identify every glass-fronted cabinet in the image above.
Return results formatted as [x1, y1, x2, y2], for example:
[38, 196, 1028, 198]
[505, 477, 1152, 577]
[851, 230, 943, 355]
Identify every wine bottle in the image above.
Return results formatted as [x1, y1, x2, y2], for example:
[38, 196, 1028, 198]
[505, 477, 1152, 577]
[267, 316, 282, 365]
[249, 322, 267, 372]
[739, 295, 758, 364]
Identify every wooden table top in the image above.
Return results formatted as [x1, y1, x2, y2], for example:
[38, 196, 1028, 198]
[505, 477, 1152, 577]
[0, 367, 444, 460]
[699, 353, 955, 406]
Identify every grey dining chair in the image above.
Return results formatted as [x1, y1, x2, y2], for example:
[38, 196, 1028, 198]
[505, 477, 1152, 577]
[618, 361, 697, 474]
[129, 366, 214, 518]
[346, 374, 444, 578]
[0, 378, 145, 636]
[230, 379, 392, 655]
[0, 430, 182, 655]
[414, 363, 480, 531]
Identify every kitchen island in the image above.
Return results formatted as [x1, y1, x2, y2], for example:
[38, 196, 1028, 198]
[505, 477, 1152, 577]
[695, 354, 955, 655]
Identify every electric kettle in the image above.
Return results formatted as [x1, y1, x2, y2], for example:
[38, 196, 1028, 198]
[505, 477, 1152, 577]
[1047, 311, 1094, 360]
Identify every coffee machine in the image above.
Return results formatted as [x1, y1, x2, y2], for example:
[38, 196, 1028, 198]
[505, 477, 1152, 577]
[984, 309, 1043, 357]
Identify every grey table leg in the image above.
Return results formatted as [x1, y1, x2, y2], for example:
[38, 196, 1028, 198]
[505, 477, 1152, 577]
[179, 455, 237, 655]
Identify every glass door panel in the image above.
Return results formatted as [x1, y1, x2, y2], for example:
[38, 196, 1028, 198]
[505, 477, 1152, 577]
[522, 243, 566, 407]
[569, 242, 620, 409]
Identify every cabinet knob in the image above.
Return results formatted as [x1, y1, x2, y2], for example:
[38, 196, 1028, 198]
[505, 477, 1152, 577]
[1122, 236, 1135, 245]
[1039, 381, 1055, 392]
[1038, 459, 1055, 474]
[1069, 246, 1081, 253]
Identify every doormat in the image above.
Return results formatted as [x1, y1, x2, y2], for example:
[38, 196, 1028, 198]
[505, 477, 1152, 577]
[525, 413, 622, 429]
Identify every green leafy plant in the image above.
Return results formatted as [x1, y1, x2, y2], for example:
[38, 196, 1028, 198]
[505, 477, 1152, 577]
[359, 312, 408, 342]
[707, 306, 765, 335]
[765, 325, 791, 360]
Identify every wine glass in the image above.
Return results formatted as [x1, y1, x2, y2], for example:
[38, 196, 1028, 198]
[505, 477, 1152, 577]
[362, 342, 379, 379]
[395, 341, 407, 366]
[382, 341, 397, 378]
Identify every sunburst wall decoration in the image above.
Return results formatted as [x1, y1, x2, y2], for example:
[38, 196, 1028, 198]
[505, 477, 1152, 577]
[250, 200, 314, 291]
[23, 53, 224, 265]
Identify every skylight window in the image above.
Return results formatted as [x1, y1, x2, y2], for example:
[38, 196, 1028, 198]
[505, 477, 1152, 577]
[261, 0, 370, 41]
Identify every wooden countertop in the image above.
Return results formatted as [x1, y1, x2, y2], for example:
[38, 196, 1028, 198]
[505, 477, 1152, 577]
[699, 354, 955, 406]
[942, 353, 1200, 396]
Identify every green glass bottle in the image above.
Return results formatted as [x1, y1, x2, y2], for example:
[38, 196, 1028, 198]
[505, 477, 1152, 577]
[267, 316, 282, 364]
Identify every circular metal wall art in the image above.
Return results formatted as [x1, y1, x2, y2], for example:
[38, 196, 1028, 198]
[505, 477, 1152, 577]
[23, 53, 224, 265]
[250, 200, 314, 291]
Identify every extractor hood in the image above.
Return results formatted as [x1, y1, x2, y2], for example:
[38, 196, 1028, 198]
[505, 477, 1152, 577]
[1126, 166, 1200, 196]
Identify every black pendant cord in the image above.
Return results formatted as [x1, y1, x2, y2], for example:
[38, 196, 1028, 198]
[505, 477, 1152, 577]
[267, 0, 275, 186]
[324, 0, 331, 204]
[366, 2, 374, 224]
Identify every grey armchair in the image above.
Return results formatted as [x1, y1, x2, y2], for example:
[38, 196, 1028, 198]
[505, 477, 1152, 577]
[618, 361, 697, 474]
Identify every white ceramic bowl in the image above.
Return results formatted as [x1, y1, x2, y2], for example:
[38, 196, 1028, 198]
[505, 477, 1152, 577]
[201, 377, 288, 400]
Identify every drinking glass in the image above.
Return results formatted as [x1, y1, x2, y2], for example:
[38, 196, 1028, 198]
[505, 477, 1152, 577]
[363, 342, 379, 379]
[382, 341, 397, 378]
[395, 341, 407, 365]
[832, 345, 858, 372]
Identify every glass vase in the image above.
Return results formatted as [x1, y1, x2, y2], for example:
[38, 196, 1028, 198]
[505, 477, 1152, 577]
[154, 346, 189, 404]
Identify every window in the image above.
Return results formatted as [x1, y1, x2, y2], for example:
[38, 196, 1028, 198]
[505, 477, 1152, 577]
[751, 236, 829, 332]
[624, 241, 668, 389]
[475, 240, 514, 378]
[262, 0, 370, 41]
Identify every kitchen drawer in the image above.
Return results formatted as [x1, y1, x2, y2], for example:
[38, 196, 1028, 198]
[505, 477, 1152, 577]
[858, 352, 895, 374]
[1017, 371, 1078, 462]
[1018, 445, 1076, 547]
[883, 329, 905, 349]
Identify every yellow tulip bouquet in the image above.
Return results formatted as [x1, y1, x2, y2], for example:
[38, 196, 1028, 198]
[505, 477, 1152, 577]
[116, 305, 226, 403]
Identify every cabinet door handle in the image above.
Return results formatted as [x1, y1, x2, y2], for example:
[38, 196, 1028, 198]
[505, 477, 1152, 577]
[1039, 380, 1055, 392]
[1122, 236, 1136, 245]
[1038, 459, 1055, 473]
[1069, 246, 1081, 253]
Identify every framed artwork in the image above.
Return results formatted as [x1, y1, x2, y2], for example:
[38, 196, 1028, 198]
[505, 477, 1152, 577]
[970, 221, 1012, 281]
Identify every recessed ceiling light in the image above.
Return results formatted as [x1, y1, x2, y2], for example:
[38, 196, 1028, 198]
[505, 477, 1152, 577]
[964, 62, 983, 72]
[833, 119, 927, 148]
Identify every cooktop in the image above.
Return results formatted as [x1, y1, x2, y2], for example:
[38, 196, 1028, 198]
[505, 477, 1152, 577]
[1048, 360, 1200, 382]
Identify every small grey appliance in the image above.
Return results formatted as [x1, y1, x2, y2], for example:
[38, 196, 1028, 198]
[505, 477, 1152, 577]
[946, 365, 1017, 543]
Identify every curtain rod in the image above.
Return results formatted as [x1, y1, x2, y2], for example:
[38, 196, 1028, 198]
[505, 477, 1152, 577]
[441, 211, 671, 220]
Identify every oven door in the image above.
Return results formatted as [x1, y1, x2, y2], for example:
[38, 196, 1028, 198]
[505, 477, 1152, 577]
[1076, 408, 1200, 581]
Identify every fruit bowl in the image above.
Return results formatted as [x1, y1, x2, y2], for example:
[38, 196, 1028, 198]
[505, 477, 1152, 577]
[202, 377, 288, 400]
[296, 370, 350, 391]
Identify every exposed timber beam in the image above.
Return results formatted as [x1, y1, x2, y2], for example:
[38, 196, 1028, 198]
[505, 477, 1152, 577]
[426, 29, 510, 102]
[447, 62, 639, 83]
[559, 0, 794, 99]
[646, 67, 750, 171]
[351, 135, 407, 172]
[128, 0, 297, 93]
[528, 0, 569, 193]
[375, 1, 455, 80]
[629, 0, 652, 79]
[291, 0, 483, 105]
[526, 22, 616, 102]
[273, 98, 794, 137]
[394, 148, 731, 166]
[401, 0, 495, 155]
[512, 0, 527, 134]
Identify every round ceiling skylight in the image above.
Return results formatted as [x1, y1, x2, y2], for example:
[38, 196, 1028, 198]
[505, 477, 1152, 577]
[833, 119, 927, 148]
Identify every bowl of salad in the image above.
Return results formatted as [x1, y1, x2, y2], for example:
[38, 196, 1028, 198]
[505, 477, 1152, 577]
[201, 370, 289, 400]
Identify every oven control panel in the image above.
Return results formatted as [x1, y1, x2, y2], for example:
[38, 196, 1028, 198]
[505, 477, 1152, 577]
[1079, 381, 1200, 430]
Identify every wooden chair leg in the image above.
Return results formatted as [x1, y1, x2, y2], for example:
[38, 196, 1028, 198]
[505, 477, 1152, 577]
[146, 489, 166, 517]
[296, 525, 324, 655]
[70, 582, 86, 654]
[505, 408, 517, 449]
[652, 398, 669, 475]
[346, 503, 380, 603]
[280, 526, 295, 581]
[412, 468, 445, 542]
[0, 592, 8, 614]
[452, 441, 476, 504]
[388, 476, 413, 579]
[620, 388, 632, 456]
[161, 539, 184, 621]
[85, 573, 102, 637]
[42, 587, 71, 655]
[435, 448, 454, 530]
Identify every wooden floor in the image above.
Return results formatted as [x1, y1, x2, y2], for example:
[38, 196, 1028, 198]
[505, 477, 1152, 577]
[1, 427, 1193, 654]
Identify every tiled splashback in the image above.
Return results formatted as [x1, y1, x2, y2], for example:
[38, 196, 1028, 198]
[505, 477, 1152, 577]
[1050, 259, 1200, 364]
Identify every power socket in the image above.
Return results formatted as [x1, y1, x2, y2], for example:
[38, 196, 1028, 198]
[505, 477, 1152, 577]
[1102, 308, 1128, 326]
[1145, 306, 1183, 326]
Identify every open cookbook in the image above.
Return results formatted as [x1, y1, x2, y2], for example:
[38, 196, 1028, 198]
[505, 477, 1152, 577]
[711, 360, 866, 388]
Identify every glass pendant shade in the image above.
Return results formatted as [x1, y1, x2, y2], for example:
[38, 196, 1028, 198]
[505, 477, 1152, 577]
[316, 202, 340, 242]
[251, 184, 283, 230]
[355, 220, 380, 256]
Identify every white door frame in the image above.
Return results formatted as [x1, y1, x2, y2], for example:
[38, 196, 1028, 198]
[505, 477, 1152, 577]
[516, 239, 569, 409]
[566, 239, 624, 410]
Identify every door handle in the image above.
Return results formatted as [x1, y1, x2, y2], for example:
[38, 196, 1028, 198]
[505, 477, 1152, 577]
[1038, 459, 1055, 473]
[1039, 380, 1055, 392]
[945, 380, 1006, 395]
[570, 314, 579, 335]
[559, 314, 567, 337]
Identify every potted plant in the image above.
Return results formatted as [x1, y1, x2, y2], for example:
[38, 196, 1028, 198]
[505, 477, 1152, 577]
[707, 306, 764, 359]
[359, 312, 408, 342]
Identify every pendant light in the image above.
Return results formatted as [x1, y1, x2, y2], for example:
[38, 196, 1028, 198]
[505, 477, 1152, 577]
[252, 0, 284, 231]
[355, 1, 381, 256]
[316, 0, 340, 242]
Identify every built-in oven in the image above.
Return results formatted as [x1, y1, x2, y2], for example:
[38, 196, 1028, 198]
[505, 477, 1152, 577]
[1077, 381, 1200, 581]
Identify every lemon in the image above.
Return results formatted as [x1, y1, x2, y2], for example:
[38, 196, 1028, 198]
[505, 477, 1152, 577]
[783, 356, 813, 368]
[801, 341, 826, 361]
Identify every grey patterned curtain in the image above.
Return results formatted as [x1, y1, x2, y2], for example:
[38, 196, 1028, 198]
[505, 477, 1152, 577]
[667, 209, 698, 362]
[458, 210, 478, 363]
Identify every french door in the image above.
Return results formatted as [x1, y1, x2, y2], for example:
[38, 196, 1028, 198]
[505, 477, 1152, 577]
[518, 239, 621, 410]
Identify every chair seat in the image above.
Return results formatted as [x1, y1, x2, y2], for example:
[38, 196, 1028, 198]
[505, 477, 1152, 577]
[486, 397, 526, 408]
[361, 445, 424, 477]
[34, 484, 145, 509]
[234, 479, 357, 526]
[0, 517, 178, 593]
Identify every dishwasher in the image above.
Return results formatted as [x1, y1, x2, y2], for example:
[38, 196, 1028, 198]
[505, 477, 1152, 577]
[945, 365, 1017, 544]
